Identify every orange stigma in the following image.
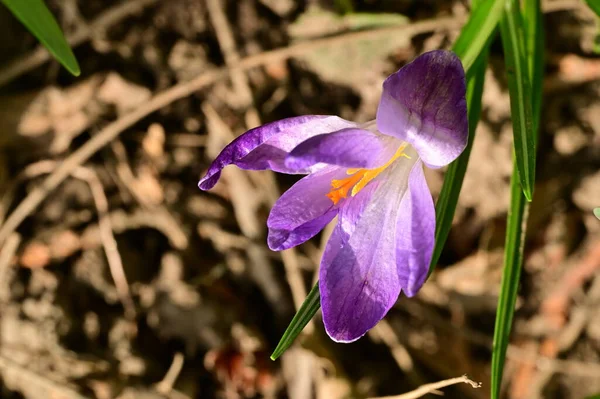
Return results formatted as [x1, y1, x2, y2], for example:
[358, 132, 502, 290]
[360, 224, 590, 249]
[326, 143, 410, 205]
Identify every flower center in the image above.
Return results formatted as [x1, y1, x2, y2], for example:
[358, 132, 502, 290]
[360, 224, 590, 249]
[326, 143, 411, 205]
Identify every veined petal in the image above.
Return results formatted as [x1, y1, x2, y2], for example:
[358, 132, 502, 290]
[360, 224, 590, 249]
[267, 167, 344, 251]
[320, 165, 410, 343]
[376, 50, 468, 168]
[198, 115, 357, 190]
[396, 162, 435, 296]
[285, 128, 400, 170]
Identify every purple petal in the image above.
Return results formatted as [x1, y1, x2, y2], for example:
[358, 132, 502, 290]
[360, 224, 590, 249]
[320, 169, 403, 343]
[285, 128, 401, 170]
[198, 115, 357, 190]
[376, 50, 468, 168]
[396, 162, 435, 296]
[267, 167, 345, 251]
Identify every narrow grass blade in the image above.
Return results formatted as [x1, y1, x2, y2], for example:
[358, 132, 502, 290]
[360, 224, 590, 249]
[499, 0, 536, 200]
[585, 0, 600, 17]
[491, 1, 543, 397]
[271, 281, 320, 360]
[429, 51, 488, 275]
[452, 0, 503, 74]
[491, 163, 529, 399]
[2, 0, 80, 76]
[524, 0, 544, 128]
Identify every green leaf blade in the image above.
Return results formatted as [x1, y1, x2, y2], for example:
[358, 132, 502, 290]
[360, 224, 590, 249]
[499, 0, 536, 201]
[524, 0, 544, 130]
[491, 165, 529, 399]
[585, 0, 600, 17]
[452, 0, 503, 74]
[271, 281, 320, 360]
[492, 0, 543, 397]
[2, 0, 80, 76]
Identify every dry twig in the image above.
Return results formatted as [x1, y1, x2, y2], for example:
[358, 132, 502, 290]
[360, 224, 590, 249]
[22, 160, 136, 320]
[206, 0, 261, 128]
[369, 375, 481, 399]
[369, 321, 414, 373]
[155, 352, 185, 396]
[0, 233, 20, 301]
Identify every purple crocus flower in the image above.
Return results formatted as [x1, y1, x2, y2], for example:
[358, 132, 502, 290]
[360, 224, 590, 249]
[198, 50, 467, 342]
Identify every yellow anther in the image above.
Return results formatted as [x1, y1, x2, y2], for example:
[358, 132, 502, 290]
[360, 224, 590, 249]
[326, 143, 409, 204]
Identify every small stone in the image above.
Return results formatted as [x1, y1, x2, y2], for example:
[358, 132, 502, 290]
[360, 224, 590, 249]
[20, 242, 51, 269]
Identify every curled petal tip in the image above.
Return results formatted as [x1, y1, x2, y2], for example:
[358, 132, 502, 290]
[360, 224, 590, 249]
[198, 174, 219, 191]
[267, 228, 293, 251]
[197, 115, 358, 190]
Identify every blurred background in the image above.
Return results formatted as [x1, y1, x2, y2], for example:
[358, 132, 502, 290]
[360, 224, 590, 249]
[0, 0, 599, 398]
